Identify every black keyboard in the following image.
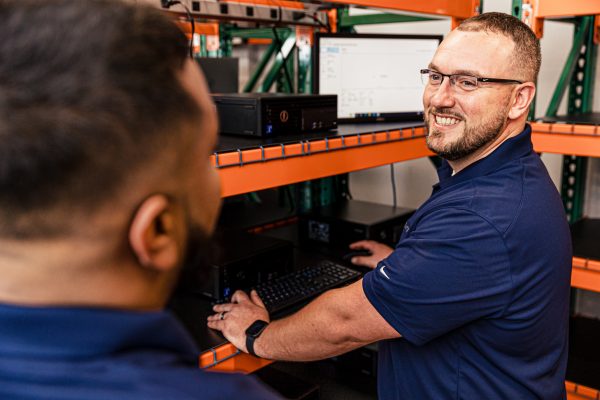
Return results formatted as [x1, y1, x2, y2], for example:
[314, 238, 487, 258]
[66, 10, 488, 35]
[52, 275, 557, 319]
[254, 260, 362, 315]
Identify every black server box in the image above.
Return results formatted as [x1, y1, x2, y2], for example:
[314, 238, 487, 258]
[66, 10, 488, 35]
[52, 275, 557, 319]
[195, 230, 293, 301]
[212, 93, 337, 137]
[299, 200, 414, 249]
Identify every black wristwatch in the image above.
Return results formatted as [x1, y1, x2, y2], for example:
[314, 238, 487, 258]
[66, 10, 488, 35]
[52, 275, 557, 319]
[245, 320, 269, 357]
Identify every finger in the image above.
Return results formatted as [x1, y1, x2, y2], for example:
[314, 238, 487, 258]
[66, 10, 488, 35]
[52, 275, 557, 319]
[207, 319, 226, 331]
[207, 312, 226, 322]
[351, 256, 377, 269]
[231, 290, 250, 304]
[349, 240, 375, 250]
[250, 290, 267, 309]
[212, 303, 234, 313]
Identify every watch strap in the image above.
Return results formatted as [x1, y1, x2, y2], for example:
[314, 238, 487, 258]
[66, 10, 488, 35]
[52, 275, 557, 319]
[246, 333, 259, 357]
[245, 320, 269, 357]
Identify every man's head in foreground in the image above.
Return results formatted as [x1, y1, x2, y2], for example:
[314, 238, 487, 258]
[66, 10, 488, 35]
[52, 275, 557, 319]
[423, 12, 540, 163]
[0, 0, 221, 309]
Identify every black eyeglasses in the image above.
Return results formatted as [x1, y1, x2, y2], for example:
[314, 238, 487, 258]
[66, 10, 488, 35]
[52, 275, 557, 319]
[420, 68, 524, 92]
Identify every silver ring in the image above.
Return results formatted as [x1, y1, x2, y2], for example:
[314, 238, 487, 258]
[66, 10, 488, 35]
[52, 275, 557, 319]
[219, 312, 226, 320]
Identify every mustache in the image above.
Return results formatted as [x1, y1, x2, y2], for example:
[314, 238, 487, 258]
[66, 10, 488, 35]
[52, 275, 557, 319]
[426, 107, 465, 120]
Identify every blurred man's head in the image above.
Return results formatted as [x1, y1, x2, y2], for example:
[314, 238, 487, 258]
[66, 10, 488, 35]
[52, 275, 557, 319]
[0, 0, 221, 309]
[422, 12, 539, 162]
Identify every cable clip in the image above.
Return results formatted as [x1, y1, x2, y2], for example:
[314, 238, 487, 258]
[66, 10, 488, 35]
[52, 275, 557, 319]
[259, 146, 266, 162]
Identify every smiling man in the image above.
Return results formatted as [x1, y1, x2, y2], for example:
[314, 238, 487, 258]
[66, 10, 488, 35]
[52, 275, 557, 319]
[209, 12, 572, 400]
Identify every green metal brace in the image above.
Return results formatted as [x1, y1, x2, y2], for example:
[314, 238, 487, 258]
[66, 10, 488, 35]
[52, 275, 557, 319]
[512, 5, 597, 223]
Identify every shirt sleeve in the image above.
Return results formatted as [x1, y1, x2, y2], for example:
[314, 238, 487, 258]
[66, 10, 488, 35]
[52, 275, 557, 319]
[362, 207, 512, 346]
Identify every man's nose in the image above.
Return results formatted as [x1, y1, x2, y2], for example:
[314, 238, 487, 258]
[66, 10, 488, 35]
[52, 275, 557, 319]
[429, 78, 455, 109]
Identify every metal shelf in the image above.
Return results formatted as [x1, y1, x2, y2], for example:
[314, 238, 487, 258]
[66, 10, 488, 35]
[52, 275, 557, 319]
[519, 0, 600, 39]
[213, 124, 431, 197]
[566, 380, 600, 400]
[572, 258, 600, 293]
[323, 0, 480, 19]
[530, 122, 600, 157]
[212, 122, 600, 198]
[199, 342, 272, 372]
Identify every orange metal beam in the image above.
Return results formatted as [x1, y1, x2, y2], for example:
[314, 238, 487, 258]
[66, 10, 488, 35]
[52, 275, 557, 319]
[212, 123, 600, 198]
[530, 122, 600, 157]
[214, 130, 432, 198]
[521, 0, 600, 38]
[199, 343, 273, 373]
[176, 21, 219, 36]
[247, 38, 273, 45]
[566, 380, 600, 400]
[572, 257, 600, 293]
[535, 0, 600, 18]
[323, 0, 479, 19]
[521, 0, 544, 38]
[220, 0, 304, 9]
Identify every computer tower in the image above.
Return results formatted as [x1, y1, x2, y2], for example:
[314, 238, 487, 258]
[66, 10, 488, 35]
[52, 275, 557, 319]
[212, 93, 337, 137]
[299, 199, 414, 249]
[198, 230, 293, 301]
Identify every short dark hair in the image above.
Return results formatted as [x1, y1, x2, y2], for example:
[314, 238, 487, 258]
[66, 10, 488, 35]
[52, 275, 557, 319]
[458, 12, 541, 82]
[0, 0, 202, 238]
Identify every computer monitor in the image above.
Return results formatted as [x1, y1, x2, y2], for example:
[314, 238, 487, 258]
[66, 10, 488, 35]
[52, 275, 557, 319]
[313, 33, 442, 123]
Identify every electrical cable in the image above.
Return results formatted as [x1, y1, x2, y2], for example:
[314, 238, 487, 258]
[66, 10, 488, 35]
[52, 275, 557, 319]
[390, 163, 397, 209]
[163, 0, 196, 58]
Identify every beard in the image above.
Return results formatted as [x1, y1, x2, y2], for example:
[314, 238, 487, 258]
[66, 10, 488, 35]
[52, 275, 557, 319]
[424, 101, 510, 161]
[170, 223, 217, 296]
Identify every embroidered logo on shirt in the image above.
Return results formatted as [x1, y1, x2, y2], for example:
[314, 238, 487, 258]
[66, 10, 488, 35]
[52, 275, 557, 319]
[379, 264, 391, 280]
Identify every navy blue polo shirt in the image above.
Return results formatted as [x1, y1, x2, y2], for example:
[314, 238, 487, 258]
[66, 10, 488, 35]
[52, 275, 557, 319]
[363, 125, 572, 399]
[0, 304, 279, 399]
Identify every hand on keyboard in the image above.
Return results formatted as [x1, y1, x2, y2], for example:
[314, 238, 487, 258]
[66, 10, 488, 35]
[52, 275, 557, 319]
[208, 289, 270, 354]
[253, 260, 361, 314]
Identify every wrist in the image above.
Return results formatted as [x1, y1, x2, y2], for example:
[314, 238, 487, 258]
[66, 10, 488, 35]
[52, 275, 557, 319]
[252, 329, 267, 358]
[245, 319, 269, 357]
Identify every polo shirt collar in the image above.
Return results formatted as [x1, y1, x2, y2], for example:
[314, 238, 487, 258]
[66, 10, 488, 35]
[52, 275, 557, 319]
[434, 124, 533, 191]
[0, 303, 199, 360]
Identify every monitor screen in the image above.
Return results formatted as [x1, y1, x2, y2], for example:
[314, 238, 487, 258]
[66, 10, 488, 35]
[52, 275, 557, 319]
[314, 33, 442, 123]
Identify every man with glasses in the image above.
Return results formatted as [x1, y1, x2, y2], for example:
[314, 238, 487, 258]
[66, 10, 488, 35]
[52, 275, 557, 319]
[210, 12, 571, 399]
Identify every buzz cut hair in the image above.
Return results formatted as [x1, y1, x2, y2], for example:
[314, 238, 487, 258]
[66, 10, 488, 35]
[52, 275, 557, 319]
[457, 12, 541, 83]
[0, 0, 202, 238]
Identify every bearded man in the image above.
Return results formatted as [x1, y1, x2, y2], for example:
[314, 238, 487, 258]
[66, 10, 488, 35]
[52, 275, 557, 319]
[210, 12, 572, 400]
[0, 1, 278, 398]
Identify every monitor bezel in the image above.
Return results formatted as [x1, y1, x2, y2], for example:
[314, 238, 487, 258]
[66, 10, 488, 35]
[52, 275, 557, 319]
[313, 32, 443, 123]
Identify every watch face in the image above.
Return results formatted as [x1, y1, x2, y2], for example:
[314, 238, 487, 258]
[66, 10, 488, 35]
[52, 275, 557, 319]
[246, 320, 269, 337]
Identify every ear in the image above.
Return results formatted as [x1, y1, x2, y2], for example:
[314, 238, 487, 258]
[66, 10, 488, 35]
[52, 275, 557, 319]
[508, 82, 536, 120]
[128, 194, 184, 272]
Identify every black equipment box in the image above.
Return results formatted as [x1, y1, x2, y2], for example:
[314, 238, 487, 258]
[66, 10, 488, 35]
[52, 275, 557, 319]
[212, 93, 337, 137]
[299, 200, 414, 249]
[200, 230, 293, 301]
[196, 57, 239, 93]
